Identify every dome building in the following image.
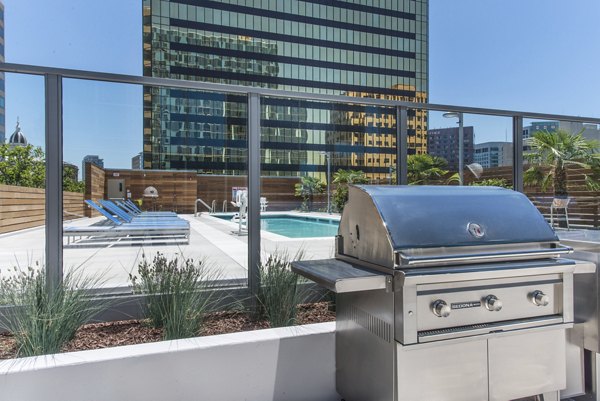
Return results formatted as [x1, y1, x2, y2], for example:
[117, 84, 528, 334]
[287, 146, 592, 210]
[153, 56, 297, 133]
[8, 119, 28, 148]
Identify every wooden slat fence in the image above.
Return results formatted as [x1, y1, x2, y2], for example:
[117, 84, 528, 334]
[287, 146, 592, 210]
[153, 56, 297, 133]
[0, 184, 85, 234]
[79, 164, 600, 226]
[84, 163, 106, 218]
[469, 165, 600, 229]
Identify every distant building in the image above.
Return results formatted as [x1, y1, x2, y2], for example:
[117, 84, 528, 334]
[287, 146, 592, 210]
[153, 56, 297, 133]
[131, 152, 143, 170]
[559, 121, 600, 143]
[474, 142, 513, 168]
[82, 155, 104, 180]
[142, 0, 429, 179]
[0, 1, 5, 144]
[523, 121, 558, 142]
[8, 119, 27, 148]
[427, 126, 475, 171]
[523, 121, 600, 150]
[63, 162, 79, 181]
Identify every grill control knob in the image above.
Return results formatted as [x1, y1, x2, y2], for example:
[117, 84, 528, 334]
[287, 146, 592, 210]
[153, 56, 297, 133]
[485, 295, 503, 312]
[531, 291, 550, 307]
[432, 300, 451, 318]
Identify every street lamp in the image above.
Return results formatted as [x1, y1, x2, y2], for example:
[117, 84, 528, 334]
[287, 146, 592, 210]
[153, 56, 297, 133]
[321, 151, 331, 214]
[443, 112, 464, 185]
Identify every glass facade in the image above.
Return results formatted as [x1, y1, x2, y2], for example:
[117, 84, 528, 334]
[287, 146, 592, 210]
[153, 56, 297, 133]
[142, 0, 428, 179]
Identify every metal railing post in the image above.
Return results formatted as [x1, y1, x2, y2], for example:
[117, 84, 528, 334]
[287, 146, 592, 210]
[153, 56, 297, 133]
[45, 74, 63, 293]
[397, 106, 408, 185]
[513, 115, 524, 192]
[247, 93, 261, 309]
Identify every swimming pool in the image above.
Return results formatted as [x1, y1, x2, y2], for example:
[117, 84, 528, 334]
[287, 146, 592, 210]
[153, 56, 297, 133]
[213, 214, 339, 238]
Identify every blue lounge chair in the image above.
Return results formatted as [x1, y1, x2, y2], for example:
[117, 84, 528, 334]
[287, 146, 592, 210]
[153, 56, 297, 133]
[63, 200, 190, 246]
[117, 200, 176, 217]
[103, 200, 177, 219]
[120, 199, 177, 216]
[126, 199, 143, 212]
[85, 200, 188, 226]
[97, 200, 187, 226]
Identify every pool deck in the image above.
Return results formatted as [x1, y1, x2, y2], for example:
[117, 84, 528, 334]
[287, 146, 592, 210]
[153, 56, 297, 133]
[0, 211, 337, 288]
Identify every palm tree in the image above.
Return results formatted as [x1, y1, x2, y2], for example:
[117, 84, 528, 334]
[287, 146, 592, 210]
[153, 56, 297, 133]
[407, 154, 450, 185]
[332, 169, 368, 212]
[524, 129, 600, 197]
[294, 176, 325, 211]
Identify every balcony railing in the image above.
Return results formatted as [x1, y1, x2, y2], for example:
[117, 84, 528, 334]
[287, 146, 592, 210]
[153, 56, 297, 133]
[1, 62, 600, 322]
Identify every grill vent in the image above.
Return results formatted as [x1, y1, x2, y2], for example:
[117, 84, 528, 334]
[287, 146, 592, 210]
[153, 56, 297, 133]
[345, 304, 392, 343]
[419, 323, 493, 338]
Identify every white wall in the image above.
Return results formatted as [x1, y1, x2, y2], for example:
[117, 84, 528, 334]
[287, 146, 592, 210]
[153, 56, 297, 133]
[0, 322, 337, 401]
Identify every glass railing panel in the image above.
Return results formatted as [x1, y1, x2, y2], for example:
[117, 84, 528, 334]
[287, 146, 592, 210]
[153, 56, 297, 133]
[413, 109, 465, 186]
[420, 111, 513, 188]
[257, 96, 397, 266]
[463, 113, 514, 188]
[523, 118, 600, 230]
[62, 79, 248, 290]
[0, 72, 46, 298]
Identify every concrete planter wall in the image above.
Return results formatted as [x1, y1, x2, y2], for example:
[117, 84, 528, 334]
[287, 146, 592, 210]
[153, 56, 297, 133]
[0, 322, 337, 401]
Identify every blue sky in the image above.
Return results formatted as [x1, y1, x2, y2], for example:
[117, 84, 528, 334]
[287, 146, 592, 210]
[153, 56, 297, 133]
[3, 0, 600, 172]
[4, 0, 142, 171]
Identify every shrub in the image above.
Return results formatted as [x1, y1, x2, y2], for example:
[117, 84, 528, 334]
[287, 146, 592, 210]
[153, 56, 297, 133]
[0, 265, 111, 357]
[130, 253, 222, 340]
[257, 250, 306, 328]
[469, 178, 511, 188]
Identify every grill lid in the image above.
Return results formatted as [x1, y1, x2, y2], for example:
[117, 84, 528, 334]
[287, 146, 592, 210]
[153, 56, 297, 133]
[337, 185, 565, 269]
[365, 185, 557, 248]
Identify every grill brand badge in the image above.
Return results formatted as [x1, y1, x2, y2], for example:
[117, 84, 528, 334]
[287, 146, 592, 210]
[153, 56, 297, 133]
[467, 222, 485, 238]
[451, 301, 482, 310]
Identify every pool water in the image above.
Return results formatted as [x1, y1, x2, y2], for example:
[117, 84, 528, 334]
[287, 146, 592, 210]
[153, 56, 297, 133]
[214, 214, 339, 238]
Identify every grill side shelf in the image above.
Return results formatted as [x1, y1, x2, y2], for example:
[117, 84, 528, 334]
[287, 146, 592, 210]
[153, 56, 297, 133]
[291, 259, 390, 293]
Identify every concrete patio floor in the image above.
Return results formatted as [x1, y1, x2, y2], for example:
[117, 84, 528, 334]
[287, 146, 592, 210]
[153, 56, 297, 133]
[0, 211, 336, 289]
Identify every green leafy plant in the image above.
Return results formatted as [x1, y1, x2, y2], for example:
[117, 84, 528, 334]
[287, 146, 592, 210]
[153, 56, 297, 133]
[469, 178, 511, 188]
[257, 250, 306, 328]
[0, 265, 111, 357]
[62, 164, 84, 193]
[294, 176, 325, 212]
[0, 143, 84, 192]
[0, 144, 46, 188]
[524, 129, 600, 197]
[130, 253, 222, 340]
[407, 154, 450, 185]
[332, 169, 368, 212]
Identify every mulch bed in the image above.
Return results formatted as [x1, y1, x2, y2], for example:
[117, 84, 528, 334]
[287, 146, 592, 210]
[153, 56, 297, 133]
[0, 302, 335, 360]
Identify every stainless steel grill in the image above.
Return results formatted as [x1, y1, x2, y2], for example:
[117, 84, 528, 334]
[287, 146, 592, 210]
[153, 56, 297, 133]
[292, 185, 591, 401]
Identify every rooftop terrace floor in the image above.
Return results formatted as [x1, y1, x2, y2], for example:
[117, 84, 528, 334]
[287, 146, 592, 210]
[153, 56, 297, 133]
[0, 211, 337, 288]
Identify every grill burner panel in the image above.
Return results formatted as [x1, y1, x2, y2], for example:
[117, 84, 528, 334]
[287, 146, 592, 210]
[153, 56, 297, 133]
[415, 274, 563, 332]
[294, 257, 575, 344]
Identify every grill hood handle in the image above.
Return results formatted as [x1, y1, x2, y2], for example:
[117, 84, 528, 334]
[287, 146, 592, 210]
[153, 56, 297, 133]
[396, 246, 573, 267]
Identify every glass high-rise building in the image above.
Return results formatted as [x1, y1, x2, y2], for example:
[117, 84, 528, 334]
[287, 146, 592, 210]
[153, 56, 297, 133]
[142, 0, 428, 179]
